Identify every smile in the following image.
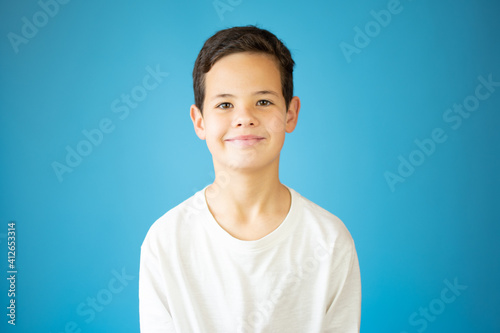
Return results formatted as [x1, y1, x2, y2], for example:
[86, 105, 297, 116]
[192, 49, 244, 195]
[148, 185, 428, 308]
[225, 135, 265, 147]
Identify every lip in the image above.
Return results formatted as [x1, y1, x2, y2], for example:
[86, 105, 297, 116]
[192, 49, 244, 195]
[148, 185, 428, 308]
[225, 135, 265, 146]
[226, 135, 265, 141]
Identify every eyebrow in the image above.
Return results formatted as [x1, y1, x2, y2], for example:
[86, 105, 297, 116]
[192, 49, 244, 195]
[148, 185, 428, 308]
[254, 90, 280, 97]
[211, 90, 280, 101]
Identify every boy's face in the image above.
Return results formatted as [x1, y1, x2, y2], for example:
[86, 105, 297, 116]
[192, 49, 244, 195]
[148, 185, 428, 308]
[190, 52, 300, 172]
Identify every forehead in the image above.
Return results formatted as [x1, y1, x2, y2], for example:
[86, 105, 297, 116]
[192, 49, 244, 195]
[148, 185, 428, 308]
[204, 52, 282, 97]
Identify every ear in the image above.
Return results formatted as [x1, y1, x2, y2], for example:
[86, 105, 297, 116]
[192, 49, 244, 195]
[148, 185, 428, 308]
[190, 104, 206, 140]
[285, 96, 300, 133]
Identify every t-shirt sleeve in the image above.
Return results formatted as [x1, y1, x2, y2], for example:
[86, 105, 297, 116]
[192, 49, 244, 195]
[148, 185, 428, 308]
[139, 230, 177, 333]
[323, 237, 362, 332]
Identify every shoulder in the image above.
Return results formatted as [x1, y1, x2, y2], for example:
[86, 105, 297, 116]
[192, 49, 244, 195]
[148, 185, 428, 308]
[141, 190, 206, 251]
[290, 187, 355, 254]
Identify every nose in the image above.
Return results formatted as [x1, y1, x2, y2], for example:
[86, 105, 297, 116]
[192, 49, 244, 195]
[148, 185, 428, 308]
[232, 105, 258, 128]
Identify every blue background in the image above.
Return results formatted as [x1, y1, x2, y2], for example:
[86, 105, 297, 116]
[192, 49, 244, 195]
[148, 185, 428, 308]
[1, 0, 499, 332]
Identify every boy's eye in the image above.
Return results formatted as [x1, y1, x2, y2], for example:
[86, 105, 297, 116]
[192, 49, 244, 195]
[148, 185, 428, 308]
[257, 100, 272, 106]
[217, 102, 233, 109]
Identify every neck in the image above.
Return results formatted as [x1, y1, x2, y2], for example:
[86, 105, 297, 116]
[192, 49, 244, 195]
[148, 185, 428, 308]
[205, 158, 289, 225]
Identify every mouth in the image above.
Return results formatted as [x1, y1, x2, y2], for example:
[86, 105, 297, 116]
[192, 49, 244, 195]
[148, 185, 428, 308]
[225, 135, 265, 147]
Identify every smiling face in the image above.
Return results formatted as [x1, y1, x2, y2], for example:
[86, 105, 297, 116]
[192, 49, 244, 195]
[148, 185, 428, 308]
[190, 52, 300, 173]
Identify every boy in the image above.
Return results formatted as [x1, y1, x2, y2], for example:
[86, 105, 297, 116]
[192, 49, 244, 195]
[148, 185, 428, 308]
[139, 26, 361, 332]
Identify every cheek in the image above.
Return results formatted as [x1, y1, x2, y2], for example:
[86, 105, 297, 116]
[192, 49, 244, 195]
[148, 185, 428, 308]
[205, 134, 221, 158]
[275, 132, 286, 149]
[204, 119, 225, 145]
[268, 112, 287, 133]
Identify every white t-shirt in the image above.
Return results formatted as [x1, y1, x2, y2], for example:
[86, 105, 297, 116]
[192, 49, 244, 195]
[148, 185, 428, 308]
[139, 186, 361, 332]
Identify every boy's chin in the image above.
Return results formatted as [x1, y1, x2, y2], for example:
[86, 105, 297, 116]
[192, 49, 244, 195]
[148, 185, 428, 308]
[213, 158, 258, 172]
[213, 155, 280, 174]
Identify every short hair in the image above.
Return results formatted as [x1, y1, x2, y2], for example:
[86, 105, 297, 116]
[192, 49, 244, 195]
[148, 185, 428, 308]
[192, 25, 295, 113]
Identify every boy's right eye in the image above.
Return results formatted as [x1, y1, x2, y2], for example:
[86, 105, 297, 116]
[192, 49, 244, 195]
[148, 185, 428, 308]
[216, 102, 233, 109]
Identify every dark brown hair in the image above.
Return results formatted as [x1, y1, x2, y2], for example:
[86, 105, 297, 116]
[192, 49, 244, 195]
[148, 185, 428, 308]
[193, 25, 295, 113]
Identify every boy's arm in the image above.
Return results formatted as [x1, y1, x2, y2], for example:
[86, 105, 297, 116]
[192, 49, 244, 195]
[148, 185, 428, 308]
[323, 238, 362, 333]
[139, 234, 176, 333]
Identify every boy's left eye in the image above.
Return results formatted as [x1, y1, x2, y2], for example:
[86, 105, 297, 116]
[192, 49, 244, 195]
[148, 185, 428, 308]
[257, 100, 272, 106]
